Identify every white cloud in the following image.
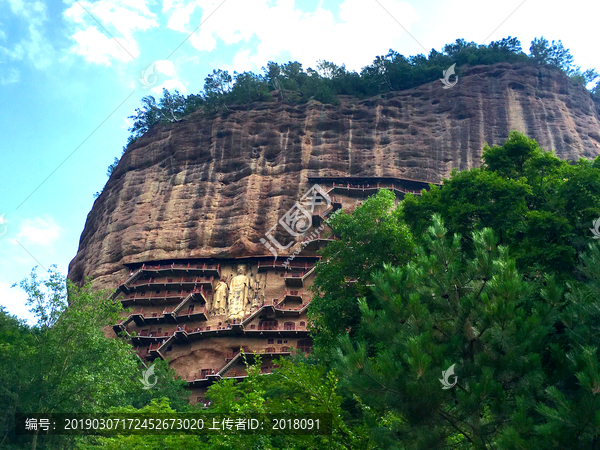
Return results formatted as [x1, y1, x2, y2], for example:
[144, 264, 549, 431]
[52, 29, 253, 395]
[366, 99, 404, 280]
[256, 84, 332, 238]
[15, 216, 61, 247]
[153, 59, 177, 78]
[222, 48, 253, 74]
[0, 0, 53, 69]
[150, 77, 187, 94]
[0, 281, 34, 324]
[166, 0, 418, 72]
[68, 26, 130, 65]
[138, 59, 187, 94]
[164, 0, 197, 32]
[122, 116, 133, 130]
[64, 0, 159, 65]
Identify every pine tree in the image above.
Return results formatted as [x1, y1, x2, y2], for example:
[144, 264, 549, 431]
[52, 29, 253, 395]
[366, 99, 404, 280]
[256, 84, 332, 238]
[334, 216, 558, 449]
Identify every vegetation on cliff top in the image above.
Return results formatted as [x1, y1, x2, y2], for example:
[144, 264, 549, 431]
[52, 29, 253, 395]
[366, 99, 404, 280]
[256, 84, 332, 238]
[94, 36, 600, 187]
[92, 36, 600, 194]
[123, 36, 599, 148]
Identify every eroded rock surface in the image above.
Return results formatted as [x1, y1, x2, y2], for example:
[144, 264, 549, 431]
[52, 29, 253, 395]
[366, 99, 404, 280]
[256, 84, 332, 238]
[68, 63, 600, 289]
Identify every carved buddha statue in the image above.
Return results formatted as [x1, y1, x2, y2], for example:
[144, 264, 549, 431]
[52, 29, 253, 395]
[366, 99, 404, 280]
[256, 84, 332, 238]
[227, 265, 251, 323]
[212, 279, 228, 315]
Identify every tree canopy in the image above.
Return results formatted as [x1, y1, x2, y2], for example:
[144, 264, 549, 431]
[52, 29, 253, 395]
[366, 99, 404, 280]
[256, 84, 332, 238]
[304, 132, 600, 448]
[401, 132, 600, 280]
[0, 268, 190, 449]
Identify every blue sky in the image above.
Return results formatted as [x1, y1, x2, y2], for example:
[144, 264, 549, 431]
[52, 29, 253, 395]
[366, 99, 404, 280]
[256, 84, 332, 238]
[1, 0, 599, 322]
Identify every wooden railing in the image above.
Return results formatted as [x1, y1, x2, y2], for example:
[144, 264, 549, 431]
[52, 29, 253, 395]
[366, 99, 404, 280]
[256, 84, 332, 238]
[157, 262, 220, 271]
[331, 181, 422, 195]
[128, 262, 220, 275]
[256, 323, 307, 331]
[132, 276, 214, 287]
[225, 350, 241, 360]
[284, 269, 314, 279]
[122, 292, 190, 301]
[262, 348, 291, 354]
[284, 267, 316, 285]
[258, 260, 314, 270]
[138, 329, 174, 338]
[274, 303, 308, 311]
[123, 286, 210, 302]
[175, 305, 206, 317]
[193, 368, 216, 380]
[171, 287, 208, 315]
[121, 263, 220, 287]
[128, 303, 205, 321]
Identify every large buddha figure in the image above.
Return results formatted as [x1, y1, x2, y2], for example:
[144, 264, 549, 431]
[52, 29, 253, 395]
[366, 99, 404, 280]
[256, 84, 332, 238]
[211, 279, 228, 315]
[227, 265, 251, 322]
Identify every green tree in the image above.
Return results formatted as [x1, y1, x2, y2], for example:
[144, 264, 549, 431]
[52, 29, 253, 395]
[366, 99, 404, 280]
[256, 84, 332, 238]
[570, 68, 599, 87]
[158, 89, 187, 123]
[488, 36, 522, 54]
[127, 89, 188, 142]
[316, 60, 346, 79]
[401, 132, 600, 280]
[528, 243, 600, 449]
[127, 95, 162, 142]
[309, 189, 415, 352]
[1, 268, 188, 449]
[121, 37, 598, 148]
[203, 69, 233, 111]
[203, 69, 233, 96]
[300, 68, 339, 104]
[77, 399, 202, 450]
[203, 355, 373, 450]
[229, 71, 271, 105]
[0, 308, 37, 449]
[107, 157, 119, 177]
[13, 265, 66, 328]
[309, 170, 600, 448]
[592, 79, 600, 97]
[334, 216, 557, 449]
[443, 38, 479, 58]
[529, 37, 577, 75]
[90, 355, 373, 450]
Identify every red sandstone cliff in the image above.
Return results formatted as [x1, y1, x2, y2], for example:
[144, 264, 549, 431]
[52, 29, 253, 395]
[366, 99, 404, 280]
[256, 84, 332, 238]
[68, 62, 600, 289]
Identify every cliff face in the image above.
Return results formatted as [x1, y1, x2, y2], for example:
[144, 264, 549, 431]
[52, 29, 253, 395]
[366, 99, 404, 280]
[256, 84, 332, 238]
[69, 62, 600, 288]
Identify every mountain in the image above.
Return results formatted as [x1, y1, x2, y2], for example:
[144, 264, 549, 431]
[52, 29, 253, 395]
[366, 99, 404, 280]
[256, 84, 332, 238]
[69, 62, 600, 290]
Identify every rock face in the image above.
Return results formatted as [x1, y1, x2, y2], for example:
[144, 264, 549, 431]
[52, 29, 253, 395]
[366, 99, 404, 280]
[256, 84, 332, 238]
[68, 62, 600, 290]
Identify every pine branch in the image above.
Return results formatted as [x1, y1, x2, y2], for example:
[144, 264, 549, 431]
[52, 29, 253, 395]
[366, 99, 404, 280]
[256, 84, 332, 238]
[438, 409, 475, 446]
